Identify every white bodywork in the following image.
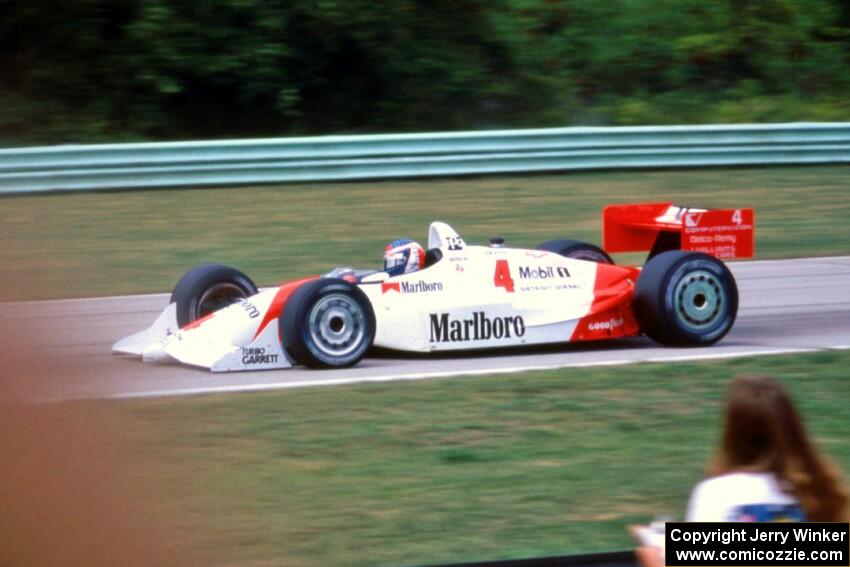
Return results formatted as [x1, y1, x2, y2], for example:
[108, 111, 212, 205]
[114, 222, 635, 372]
[363, 223, 599, 351]
[114, 287, 294, 372]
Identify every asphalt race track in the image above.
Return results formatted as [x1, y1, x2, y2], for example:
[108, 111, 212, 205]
[2, 257, 849, 402]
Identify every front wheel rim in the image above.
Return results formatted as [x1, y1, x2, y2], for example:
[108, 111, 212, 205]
[194, 283, 249, 319]
[307, 293, 367, 359]
[672, 270, 725, 330]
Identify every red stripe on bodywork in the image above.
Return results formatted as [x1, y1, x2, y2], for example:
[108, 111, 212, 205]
[570, 263, 641, 342]
[252, 276, 319, 340]
[182, 312, 215, 331]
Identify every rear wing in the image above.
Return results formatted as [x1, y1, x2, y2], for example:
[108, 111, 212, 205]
[602, 203, 754, 260]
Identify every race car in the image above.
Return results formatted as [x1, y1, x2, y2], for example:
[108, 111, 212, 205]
[113, 203, 754, 371]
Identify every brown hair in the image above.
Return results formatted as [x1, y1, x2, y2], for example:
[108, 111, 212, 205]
[709, 375, 849, 521]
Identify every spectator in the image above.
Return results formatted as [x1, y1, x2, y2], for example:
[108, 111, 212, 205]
[687, 374, 849, 522]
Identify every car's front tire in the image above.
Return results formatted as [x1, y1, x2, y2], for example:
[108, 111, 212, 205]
[170, 264, 258, 328]
[632, 251, 738, 346]
[279, 279, 376, 368]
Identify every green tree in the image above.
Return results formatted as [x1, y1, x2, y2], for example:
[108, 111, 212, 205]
[1, 0, 848, 144]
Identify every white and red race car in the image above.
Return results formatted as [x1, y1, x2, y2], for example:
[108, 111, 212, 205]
[113, 203, 754, 371]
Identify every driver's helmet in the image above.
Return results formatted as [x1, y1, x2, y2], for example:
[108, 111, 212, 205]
[383, 238, 425, 277]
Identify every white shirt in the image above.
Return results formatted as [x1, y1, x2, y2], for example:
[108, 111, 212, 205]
[686, 472, 804, 522]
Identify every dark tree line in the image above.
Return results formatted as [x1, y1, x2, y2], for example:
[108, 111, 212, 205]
[2, 0, 848, 145]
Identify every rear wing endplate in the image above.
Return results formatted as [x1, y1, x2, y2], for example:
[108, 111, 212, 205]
[603, 203, 754, 260]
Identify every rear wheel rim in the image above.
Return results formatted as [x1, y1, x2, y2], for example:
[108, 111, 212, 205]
[195, 283, 249, 319]
[307, 293, 366, 359]
[673, 270, 725, 330]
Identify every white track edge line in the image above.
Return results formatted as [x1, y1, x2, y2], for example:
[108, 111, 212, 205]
[644, 347, 818, 363]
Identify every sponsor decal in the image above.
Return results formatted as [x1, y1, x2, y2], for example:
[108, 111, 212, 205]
[689, 235, 713, 244]
[587, 317, 624, 332]
[402, 280, 443, 293]
[448, 255, 467, 272]
[381, 282, 401, 294]
[382, 280, 444, 294]
[429, 311, 526, 343]
[681, 209, 754, 259]
[518, 266, 571, 279]
[444, 236, 465, 251]
[241, 347, 279, 365]
[570, 305, 640, 342]
[241, 301, 260, 319]
[685, 212, 703, 227]
[518, 283, 580, 292]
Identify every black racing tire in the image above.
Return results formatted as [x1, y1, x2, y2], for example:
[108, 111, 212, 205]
[170, 264, 258, 328]
[279, 279, 376, 369]
[536, 239, 614, 264]
[632, 251, 738, 346]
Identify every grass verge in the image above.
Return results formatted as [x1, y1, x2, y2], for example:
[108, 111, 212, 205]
[1, 166, 848, 301]
[89, 350, 850, 567]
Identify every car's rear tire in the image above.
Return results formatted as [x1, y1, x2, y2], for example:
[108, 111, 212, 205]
[632, 251, 738, 346]
[279, 279, 376, 368]
[537, 239, 614, 264]
[170, 264, 258, 328]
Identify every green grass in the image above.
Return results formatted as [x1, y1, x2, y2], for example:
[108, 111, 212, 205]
[98, 350, 850, 567]
[1, 165, 848, 301]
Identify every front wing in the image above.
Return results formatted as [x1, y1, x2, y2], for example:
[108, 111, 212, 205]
[112, 281, 317, 372]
